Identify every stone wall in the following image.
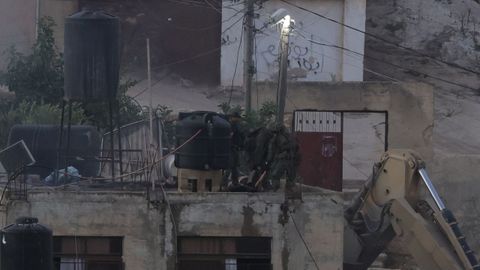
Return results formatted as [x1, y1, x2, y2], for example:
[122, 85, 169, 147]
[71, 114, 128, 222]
[365, 0, 480, 256]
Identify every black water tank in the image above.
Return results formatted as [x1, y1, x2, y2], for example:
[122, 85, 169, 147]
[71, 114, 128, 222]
[0, 217, 52, 270]
[175, 112, 231, 170]
[64, 9, 120, 101]
[8, 125, 101, 177]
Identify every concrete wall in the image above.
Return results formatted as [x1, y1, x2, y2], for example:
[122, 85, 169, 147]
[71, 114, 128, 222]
[3, 190, 344, 270]
[0, 0, 77, 70]
[221, 0, 366, 87]
[39, 0, 78, 51]
[4, 191, 165, 270]
[0, 0, 37, 70]
[254, 81, 434, 162]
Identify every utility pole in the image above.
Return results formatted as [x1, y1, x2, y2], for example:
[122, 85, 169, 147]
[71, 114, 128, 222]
[243, 0, 255, 113]
[276, 16, 292, 125]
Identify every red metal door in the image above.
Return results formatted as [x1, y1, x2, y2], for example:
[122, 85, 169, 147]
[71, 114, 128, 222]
[294, 111, 343, 191]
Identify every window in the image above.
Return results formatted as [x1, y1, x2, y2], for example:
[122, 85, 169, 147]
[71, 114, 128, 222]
[53, 236, 124, 270]
[187, 178, 198, 192]
[205, 179, 212, 192]
[178, 237, 272, 270]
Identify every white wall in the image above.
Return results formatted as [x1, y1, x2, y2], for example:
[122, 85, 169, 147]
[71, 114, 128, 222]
[221, 0, 366, 87]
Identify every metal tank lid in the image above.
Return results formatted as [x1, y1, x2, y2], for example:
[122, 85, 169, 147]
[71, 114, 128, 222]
[68, 9, 118, 20]
[15, 217, 38, 224]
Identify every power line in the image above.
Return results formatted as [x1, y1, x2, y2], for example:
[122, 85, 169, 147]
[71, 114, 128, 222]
[222, 12, 247, 34]
[151, 46, 222, 71]
[294, 31, 478, 91]
[228, 16, 245, 106]
[289, 208, 321, 270]
[203, 0, 222, 14]
[280, 0, 480, 76]
[167, 6, 247, 32]
[259, 29, 399, 83]
[291, 29, 398, 81]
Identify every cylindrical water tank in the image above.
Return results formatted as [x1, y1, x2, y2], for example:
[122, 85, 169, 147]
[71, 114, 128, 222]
[175, 112, 231, 170]
[0, 217, 53, 270]
[8, 125, 101, 177]
[64, 9, 120, 101]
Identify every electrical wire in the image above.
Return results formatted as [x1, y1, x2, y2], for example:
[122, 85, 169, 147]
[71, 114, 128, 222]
[259, 28, 399, 84]
[228, 16, 245, 106]
[222, 12, 246, 35]
[168, 5, 247, 32]
[288, 208, 321, 270]
[149, 8, 247, 72]
[0, 126, 194, 199]
[203, 0, 222, 14]
[280, 0, 480, 76]
[294, 30, 478, 91]
[41, 128, 204, 189]
[151, 46, 222, 71]
[132, 72, 172, 99]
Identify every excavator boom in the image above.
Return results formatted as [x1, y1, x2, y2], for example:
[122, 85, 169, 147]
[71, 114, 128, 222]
[343, 149, 480, 270]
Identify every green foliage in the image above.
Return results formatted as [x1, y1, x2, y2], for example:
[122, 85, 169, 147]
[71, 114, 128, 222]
[0, 101, 88, 147]
[3, 17, 63, 104]
[0, 16, 148, 149]
[154, 105, 175, 148]
[218, 101, 277, 131]
[83, 79, 145, 128]
[17, 101, 87, 125]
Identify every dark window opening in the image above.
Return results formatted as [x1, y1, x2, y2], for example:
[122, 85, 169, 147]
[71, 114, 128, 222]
[188, 179, 198, 192]
[205, 179, 212, 192]
[178, 237, 272, 270]
[53, 236, 124, 270]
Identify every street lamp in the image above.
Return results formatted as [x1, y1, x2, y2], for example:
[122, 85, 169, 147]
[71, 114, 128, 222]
[270, 9, 294, 126]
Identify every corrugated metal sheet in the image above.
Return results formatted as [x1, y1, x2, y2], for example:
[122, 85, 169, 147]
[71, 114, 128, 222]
[101, 118, 163, 182]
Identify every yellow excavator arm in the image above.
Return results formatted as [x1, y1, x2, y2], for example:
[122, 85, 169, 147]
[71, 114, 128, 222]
[343, 149, 480, 270]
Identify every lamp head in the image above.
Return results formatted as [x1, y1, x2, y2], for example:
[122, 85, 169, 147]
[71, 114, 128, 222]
[269, 8, 289, 25]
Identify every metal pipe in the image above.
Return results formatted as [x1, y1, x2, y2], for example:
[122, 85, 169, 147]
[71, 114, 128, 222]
[55, 100, 66, 185]
[64, 101, 73, 183]
[108, 100, 116, 180]
[418, 168, 446, 210]
[115, 100, 124, 180]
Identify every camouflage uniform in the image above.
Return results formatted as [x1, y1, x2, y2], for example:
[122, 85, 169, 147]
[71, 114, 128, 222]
[244, 127, 273, 188]
[228, 113, 246, 184]
[266, 125, 299, 190]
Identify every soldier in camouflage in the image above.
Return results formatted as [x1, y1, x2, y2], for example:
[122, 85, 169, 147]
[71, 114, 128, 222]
[266, 124, 299, 191]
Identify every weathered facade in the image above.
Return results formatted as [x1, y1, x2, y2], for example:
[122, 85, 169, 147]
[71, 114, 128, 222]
[1, 189, 343, 270]
[222, 0, 367, 86]
[254, 81, 434, 162]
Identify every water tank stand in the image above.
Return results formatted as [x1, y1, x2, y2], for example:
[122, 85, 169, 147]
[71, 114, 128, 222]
[55, 99, 124, 183]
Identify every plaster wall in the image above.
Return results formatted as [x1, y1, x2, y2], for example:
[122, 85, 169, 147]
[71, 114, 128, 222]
[4, 191, 165, 270]
[254, 81, 434, 163]
[3, 190, 344, 270]
[221, 0, 366, 87]
[0, 0, 36, 70]
[40, 0, 79, 51]
[0, 0, 77, 70]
